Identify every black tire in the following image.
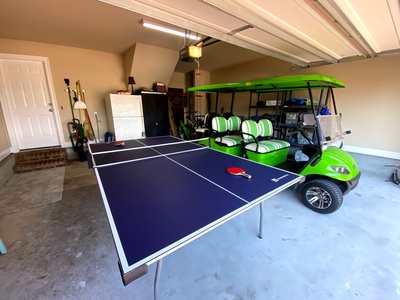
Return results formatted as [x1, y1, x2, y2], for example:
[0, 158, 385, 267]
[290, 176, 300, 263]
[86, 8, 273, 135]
[300, 179, 343, 214]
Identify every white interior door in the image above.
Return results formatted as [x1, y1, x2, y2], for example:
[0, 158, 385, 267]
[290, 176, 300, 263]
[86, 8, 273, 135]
[1, 58, 60, 150]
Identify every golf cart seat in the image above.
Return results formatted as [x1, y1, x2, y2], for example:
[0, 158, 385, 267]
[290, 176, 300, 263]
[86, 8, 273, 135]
[195, 113, 217, 137]
[211, 116, 243, 156]
[241, 119, 290, 166]
[222, 112, 234, 119]
[228, 116, 242, 134]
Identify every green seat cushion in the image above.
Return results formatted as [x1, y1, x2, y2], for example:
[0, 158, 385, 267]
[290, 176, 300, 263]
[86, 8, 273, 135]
[241, 120, 259, 140]
[245, 139, 290, 153]
[228, 116, 241, 132]
[258, 119, 274, 137]
[216, 135, 243, 147]
[212, 117, 228, 132]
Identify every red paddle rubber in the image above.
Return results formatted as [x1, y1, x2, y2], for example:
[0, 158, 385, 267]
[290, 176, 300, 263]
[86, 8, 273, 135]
[227, 167, 251, 178]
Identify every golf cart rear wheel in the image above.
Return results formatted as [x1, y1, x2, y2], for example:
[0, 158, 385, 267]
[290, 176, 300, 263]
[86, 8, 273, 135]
[300, 179, 343, 214]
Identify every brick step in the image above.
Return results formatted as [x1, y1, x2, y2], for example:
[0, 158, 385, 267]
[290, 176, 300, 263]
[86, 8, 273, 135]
[13, 147, 67, 173]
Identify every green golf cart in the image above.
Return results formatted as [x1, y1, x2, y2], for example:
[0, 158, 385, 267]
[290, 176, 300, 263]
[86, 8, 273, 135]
[188, 74, 361, 214]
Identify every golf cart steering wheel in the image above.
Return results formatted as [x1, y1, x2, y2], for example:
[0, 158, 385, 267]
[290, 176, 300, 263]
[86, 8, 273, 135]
[288, 121, 304, 133]
[288, 121, 315, 145]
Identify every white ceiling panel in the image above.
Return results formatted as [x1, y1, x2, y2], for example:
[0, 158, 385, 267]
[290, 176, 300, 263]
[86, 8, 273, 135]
[227, 0, 362, 59]
[333, 0, 400, 52]
[237, 28, 324, 64]
[101, 0, 400, 67]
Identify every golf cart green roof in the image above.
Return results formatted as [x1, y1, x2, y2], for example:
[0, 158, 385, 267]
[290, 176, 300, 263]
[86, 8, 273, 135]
[187, 74, 345, 93]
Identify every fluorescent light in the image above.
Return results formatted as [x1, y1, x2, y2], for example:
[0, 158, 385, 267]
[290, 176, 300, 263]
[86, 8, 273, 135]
[142, 19, 201, 41]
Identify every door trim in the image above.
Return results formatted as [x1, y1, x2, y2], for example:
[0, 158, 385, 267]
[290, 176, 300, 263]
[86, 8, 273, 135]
[0, 53, 65, 152]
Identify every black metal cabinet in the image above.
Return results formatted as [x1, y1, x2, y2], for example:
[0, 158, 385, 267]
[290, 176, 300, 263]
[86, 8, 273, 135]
[140, 91, 169, 137]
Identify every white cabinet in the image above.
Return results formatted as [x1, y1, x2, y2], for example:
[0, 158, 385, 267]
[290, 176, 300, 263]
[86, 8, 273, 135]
[105, 94, 145, 140]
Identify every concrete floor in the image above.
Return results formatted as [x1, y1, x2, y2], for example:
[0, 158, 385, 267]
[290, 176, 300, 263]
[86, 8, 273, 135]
[0, 153, 399, 300]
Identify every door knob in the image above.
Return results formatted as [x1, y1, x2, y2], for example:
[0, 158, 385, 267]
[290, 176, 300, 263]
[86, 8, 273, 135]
[49, 109, 53, 112]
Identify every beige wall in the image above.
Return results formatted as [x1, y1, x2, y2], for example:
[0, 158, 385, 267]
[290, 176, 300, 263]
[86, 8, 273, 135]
[0, 38, 127, 146]
[0, 38, 189, 158]
[210, 55, 400, 158]
[0, 37, 398, 159]
[168, 72, 186, 90]
[0, 38, 185, 150]
[130, 43, 178, 90]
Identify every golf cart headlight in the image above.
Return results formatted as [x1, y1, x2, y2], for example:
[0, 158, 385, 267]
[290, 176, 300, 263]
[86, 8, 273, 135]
[331, 166, 350, 174]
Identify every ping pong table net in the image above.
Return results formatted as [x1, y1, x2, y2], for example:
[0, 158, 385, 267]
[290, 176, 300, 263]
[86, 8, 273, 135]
[91, 139, 208, 168]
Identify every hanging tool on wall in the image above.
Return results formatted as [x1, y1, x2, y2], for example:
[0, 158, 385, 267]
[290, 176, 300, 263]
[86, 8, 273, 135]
[94, 111, 101, 143]
[64, 78, 88, 161]
[76, 80, 97, 143]
[70, 86, 88, 161]
[64, 78, 81, 151]
[72, 88, 85, 139]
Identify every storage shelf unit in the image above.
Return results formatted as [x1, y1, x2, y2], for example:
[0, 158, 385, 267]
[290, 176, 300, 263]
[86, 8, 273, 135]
[247, 90, 320, 145]
[247, 91, 279, 119]
[276, 102, 319, 145]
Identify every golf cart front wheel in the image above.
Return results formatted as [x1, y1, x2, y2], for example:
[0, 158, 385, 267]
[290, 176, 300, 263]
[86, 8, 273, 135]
[300, 179, 343, 214]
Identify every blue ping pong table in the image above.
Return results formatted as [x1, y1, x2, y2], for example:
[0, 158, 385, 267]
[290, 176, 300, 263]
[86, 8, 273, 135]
[89, 136, 302, 297]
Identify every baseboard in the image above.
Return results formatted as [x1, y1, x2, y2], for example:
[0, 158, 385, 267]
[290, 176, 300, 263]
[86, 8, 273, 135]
[0, 152, 15, 189]
[0, 138, 103, 161]
[0, 148, 12, 162]
[342, 145, 400, 160]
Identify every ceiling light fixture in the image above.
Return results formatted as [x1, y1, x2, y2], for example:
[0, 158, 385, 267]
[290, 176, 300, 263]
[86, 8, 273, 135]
[141, 19, 201, 41]
[188, 46, 202, 58]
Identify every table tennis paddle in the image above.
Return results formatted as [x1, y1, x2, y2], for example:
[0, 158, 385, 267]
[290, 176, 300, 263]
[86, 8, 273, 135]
[227, 167, 252, 178]
[114, 141, 125, 147]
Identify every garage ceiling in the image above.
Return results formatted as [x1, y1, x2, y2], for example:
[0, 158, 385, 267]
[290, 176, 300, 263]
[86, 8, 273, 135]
[1, 0, 399, 72]
[101, 0, 400, 68]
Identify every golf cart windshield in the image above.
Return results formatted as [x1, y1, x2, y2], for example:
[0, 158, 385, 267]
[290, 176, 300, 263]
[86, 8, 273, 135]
[316, 115, 350, 148]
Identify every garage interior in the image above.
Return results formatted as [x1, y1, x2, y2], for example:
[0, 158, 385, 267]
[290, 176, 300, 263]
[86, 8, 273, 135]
[0, 0, 399, 299]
